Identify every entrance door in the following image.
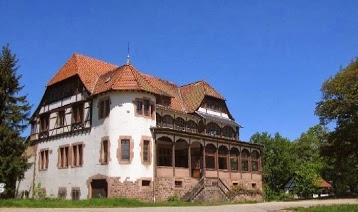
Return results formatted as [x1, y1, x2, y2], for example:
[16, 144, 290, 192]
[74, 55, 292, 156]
[91, 179, 108, 198]
[191, 145, 203, 178]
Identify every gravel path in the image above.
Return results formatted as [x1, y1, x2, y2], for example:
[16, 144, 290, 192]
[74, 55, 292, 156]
[1, 198, 357, 212]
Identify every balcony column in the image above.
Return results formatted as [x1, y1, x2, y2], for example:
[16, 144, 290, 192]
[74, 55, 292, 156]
[216, 142, 219, 178]
[202, 140, 206, 178]
[188, 139, 191, 178]
[172, 136, 175, 177]
[239, 146, 242, 179]
[228, 144, 231, 179]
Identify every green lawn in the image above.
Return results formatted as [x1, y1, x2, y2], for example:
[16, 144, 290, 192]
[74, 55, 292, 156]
[290, 204, 358, 212]
[0, 198, 222, 208]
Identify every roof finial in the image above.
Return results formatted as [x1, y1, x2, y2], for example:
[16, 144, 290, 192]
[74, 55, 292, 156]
[126, 42, 130, 65]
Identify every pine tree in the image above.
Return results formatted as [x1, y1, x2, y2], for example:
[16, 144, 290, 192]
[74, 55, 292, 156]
[0, 44, 31, 198]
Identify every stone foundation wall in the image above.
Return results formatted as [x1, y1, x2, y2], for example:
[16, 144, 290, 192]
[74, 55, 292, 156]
[154, 177, 198, 202]
[108, 177, 153, 202]
[106, 176, 262, 202]
[194, 186, 228, 202]
[232, 194, 263, 202]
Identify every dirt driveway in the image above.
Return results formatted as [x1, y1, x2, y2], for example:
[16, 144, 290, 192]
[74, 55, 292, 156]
[1, 198, 357, 212]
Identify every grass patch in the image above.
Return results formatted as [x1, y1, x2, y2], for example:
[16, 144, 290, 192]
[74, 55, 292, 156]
[289, 204, 358, 212]
[0, 198, 228, 208]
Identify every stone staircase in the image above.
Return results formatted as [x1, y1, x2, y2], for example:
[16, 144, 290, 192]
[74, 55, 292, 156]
[181, 177, 231, 202]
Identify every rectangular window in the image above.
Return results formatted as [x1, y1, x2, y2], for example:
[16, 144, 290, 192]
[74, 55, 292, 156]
[99, 99, 110, 119]
[144, 100, 150, 116]
[142, 180, 151, 187]
[136, 101, 142, 114]
[71, 188, 80, 200]
[40, 114, 49, 132]
[58, 146, 70, 168]
[230, 157, 238, 171]
[101, 140, 109, 164]
[72, 103, 84, 123]
[143, 140, 149, 163]
[57, 110, 65, 127]
[218, 157, 227, 169]
[175, 181, 183, 188]
[241, 160, 248, 171]
[58, 188, 67, 199]
[205, 155, 215, 169]
[39, 149, 49, 170]
[158, 147, 172, 166]
[121, 140, 130, 161]
[72, 144, 83, 167]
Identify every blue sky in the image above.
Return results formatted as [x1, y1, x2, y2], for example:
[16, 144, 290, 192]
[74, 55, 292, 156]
[1, 0, 358, 141]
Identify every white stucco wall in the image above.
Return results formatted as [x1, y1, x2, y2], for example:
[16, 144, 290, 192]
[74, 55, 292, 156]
[19, 91, 156, 199]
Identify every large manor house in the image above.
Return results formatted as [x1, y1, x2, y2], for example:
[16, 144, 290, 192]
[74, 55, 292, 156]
[19, 53, 263, 202]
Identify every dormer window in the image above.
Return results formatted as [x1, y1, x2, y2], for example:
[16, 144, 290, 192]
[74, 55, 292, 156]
[40, 114, 49, 132]
[31, 121, 38, 135]
[72, 103, 84, 124]
[57, 110, 65, 127]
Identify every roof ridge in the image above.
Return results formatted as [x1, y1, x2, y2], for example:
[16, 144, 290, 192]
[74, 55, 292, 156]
[74, 53, 118, 67]
[141, 73, 178, 87]
[181, 80, 204, 88]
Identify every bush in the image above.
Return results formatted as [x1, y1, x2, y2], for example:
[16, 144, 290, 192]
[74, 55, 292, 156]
[167, 193, 181, 202]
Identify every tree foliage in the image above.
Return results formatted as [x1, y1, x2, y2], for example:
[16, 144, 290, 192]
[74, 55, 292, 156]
[0, 44, 31, 198]
[315, 58, 358, 194]
[251, 126, 329, 200]
[250, 132, 295, 194]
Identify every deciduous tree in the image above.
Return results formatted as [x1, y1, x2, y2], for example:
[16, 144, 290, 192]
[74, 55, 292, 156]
[315, 58, 358, 195]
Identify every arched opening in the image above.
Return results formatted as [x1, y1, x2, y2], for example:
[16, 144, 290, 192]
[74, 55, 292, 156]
[230, 147, 240, 171]
[187, 120, 197, 133]
[175, 139, 188, 168]
[191, 141, 203, 178]
[223, 126, 235, 139]
[241, 149, 250, 171]
[251, 150, 260, 171]
[218, 146, 229, 170]
[175, 117, 186, 131]
[205, 144, 216, 169]
[207, 122, 221, 136]
[157, 136, 173, 167]
[162, 115, 173, 128]
[91, 179, 108, 198]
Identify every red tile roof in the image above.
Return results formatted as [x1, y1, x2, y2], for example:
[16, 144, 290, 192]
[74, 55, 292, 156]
[47, 54, 227, 114]
[47, 54, 118, 91]
[181, 81, 225, 113]
[320, 179, 332, 188]
[93, 64, 169, 96]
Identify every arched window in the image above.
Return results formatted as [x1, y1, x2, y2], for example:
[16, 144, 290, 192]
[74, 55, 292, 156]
[223, 126, 235, 139]
[230, 148, 239, 171]
[251, 150, 260, 171]
[207, 122, 221, 136]
[175, 117, 185, 131]
[218, 146, 228, 170]
[156, 113, 162, 127]
[241, 149, 250, 171]
[187, 120, 197, 133]
[205, 144, 216, 169]
[162, 115, 173, 128]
